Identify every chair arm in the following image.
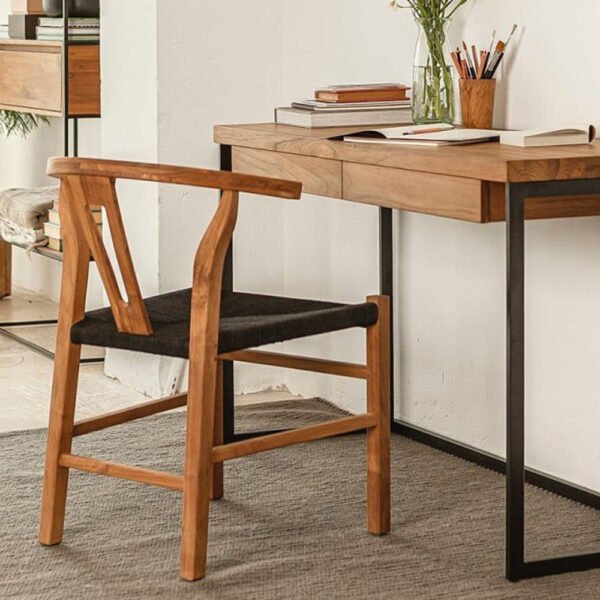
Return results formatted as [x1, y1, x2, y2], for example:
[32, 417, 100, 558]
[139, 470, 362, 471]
[46, 157, 302, 200]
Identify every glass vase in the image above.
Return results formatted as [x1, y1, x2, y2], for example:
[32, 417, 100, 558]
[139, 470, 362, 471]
[412, 18, 455, 125]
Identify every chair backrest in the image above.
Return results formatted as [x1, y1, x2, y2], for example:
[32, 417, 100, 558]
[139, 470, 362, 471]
[47, 157, 302, 337]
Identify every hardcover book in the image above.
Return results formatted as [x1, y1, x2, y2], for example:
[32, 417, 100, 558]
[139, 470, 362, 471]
[315, 83, 410, 104]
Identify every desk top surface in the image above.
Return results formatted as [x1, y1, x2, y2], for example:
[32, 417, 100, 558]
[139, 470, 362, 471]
[215, 123, 600, 184]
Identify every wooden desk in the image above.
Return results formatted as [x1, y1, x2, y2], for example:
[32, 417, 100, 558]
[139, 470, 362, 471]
[215, 123, 600, 582]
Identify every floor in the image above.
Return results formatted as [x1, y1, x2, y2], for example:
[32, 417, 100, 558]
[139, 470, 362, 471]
[0, 287, 298, 433]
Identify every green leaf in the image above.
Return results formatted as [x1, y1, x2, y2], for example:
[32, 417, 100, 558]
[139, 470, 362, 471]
[0, 111, 50, 138]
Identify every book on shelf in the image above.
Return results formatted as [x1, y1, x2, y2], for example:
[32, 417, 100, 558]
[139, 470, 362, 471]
[275, 106, 412, 128]
[37, 26, 100, 34]
[44, 221, 102, 252]
[10, 0, 45, 14]
[315, 83, 410, 104]
[47, 237, 63, 252]
[499, 125, 597, 148]
[343, 125, 502, 147]
[36, 17, 100, 40]
[37, 34, 100, 41]
[38, 17, 100, 27]
[47, 207, 102, 227]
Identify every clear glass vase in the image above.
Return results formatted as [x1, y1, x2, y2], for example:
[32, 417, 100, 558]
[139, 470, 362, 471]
[412, 18, 455, 125]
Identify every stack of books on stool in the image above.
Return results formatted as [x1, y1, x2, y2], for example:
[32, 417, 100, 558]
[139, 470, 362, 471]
[275, 83, 412, 128]
[43, 200, 102, 253]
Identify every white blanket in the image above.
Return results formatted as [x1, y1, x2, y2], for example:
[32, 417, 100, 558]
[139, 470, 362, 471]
[0, 218, 47, 249]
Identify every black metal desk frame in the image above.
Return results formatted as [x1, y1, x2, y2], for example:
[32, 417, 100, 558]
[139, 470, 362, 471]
[219, 143, 600, 581]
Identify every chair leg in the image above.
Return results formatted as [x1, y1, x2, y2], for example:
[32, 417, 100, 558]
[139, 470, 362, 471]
[180, 355, 218, 581]
[0, 240, 11, 298]
[366, 295, 391, 535]
[211, 361, 224, 500]
[39, 338, 82, 545]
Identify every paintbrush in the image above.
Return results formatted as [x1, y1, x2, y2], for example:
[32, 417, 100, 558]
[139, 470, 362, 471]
[503, 24, 518, 50]
[462, 41, 477, 79]
[487, 29, 496, 56]
[484, 41, 505, 79]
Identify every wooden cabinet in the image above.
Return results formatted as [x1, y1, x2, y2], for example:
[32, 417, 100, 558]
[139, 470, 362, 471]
[0, 39, 100, 117]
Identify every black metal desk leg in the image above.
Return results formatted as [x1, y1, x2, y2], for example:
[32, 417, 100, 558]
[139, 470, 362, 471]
[379, 207, 395, 423]
[506, 183, 526, 581]
[220, 144, 235, 444]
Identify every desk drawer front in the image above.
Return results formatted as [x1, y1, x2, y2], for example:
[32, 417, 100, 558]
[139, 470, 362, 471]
[68, 44, 101, 116]
[232, 147, 342, 199]
[0, 48, 61, 113]
[343, 163, 485, 222]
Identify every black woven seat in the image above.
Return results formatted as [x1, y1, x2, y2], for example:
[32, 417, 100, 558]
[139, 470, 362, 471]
[71, 289, 379, 358]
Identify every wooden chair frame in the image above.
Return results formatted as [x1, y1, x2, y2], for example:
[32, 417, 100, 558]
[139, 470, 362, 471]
[39, 157, 391, 581]
[0, 239, 10, 298]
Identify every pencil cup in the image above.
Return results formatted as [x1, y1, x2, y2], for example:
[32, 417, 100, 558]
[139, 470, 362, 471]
[459, 79, 497, 129]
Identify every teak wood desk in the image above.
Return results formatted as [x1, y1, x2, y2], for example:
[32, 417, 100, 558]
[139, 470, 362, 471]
[214, 123, 600, 582]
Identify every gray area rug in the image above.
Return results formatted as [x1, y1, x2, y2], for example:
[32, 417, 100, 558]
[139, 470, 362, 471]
[1, 398, 599, 599]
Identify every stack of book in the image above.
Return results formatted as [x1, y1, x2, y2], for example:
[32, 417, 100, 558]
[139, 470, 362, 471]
[0, 24, 8, 39]
[275, 83, 412, 128]
[43, 201, 103, 253]
[37, 17, 100, 41]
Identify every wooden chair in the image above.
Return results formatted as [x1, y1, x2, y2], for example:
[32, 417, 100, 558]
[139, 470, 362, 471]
[38, 157, 391, 581]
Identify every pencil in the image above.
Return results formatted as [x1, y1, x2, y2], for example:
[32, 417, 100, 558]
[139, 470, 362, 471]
[461, 58, 469, 80]
[477, 51, 487, 79]
[451, 51, 465, 79]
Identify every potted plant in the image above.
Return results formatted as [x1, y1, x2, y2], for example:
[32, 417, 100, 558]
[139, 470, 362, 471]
[0, 111, 49, 137]
[391, 0, 469, 124]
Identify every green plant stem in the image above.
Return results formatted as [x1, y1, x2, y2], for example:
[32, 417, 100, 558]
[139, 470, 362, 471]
[0, 111, 50, 138]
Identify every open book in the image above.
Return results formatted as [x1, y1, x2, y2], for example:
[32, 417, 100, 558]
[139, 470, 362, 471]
[499, 125, 597, 147]
[343, 125, 501, 147]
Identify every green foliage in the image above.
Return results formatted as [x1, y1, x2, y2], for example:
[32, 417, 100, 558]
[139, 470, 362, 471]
[390, 0, 469, 20]
[0, 110, 50, 138]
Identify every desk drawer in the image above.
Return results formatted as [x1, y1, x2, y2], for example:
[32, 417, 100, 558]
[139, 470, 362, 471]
[232, 147, 342, 199]
[343, 162, 485, 222]
[0, 42, 100, 117]
[0, 46, 61, 113]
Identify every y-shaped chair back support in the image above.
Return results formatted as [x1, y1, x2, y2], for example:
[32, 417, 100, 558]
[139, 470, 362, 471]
[48, 157, 301, 336]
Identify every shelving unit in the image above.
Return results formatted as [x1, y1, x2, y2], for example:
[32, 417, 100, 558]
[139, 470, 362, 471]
[0, 0, 101, 361]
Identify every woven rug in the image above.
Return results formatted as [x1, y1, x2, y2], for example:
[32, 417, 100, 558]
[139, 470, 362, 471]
[1, 398, 599, 599]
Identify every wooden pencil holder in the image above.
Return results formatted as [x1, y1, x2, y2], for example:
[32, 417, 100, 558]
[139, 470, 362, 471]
[459, 79, 497, 129]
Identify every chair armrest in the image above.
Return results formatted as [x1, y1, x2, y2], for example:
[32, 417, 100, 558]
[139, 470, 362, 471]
[47, 157, 302, 200]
